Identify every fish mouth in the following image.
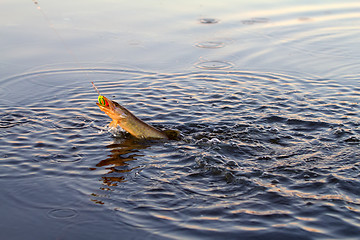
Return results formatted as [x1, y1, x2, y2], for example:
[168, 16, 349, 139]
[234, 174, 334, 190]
[96, 96, 115, 112]
[95, 95, 127, 120]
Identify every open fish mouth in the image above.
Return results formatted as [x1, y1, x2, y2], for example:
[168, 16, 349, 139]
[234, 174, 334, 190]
[92, 82, 116, 113]
[96, 96, 112, 109]
[92, 83, 128, 121]
[95, 96, 118, 118]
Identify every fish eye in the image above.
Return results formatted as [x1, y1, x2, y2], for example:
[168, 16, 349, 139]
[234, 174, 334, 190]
[112, 101, 121, 107]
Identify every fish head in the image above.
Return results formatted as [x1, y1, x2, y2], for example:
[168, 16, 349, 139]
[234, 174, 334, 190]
[96, 95, 127, 121]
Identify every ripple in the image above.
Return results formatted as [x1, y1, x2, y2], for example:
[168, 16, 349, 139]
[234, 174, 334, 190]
[199, 18, 219, 24]
[0, 120, 18, 128]
[26, 68, 143, 88]
[53, 154, 83, 163]
[242, 17, 269, 25]
[1, 66, 360, 240]
[194, 60, 233, 70]
[199, 18, 220, 24]
[33, 151, 84, 164]
[54, 119, 88, 130]
[195, 41, 225, 49]
[0, 65, 152, 90]
[257, 4, 360, 61]
[1, 1, 360, 239]
[0, 111, 29, 128]
[47, 208, 78, 219]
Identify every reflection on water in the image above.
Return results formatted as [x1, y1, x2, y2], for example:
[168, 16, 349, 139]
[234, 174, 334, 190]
[1, 0, 360, 239]
[95, 138, 149, 187]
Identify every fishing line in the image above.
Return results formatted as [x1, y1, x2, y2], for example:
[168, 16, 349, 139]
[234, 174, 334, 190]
[31, 0, 91, 80]
[91, 82, 101, 95]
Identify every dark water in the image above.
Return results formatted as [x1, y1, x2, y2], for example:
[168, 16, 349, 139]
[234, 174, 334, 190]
[1, 1, 360, 239]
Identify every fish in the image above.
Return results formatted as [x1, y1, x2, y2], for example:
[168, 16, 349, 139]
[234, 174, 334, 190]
[92, 82, 170, 140]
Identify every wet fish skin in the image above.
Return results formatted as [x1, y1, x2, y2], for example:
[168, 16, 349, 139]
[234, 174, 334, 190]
[96, 96, 168, 139]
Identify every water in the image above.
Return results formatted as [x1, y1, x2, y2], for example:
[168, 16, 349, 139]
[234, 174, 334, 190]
[1, 0, 360, 239]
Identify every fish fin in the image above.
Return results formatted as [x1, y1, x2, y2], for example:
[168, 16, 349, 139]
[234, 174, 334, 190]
[109, 120, 117, 128]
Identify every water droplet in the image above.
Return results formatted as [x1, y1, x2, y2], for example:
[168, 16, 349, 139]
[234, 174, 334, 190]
[199, 18, 219, 24]
[194, 60, 233, 70]
[48, 208, 78, 219]
[195, 41, 225, 49]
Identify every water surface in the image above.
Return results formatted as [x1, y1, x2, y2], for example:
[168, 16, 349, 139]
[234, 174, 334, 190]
[1, 0, 360, 239]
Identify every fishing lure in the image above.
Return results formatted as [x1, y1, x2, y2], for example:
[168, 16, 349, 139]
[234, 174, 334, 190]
[98, 95, 109, 106]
